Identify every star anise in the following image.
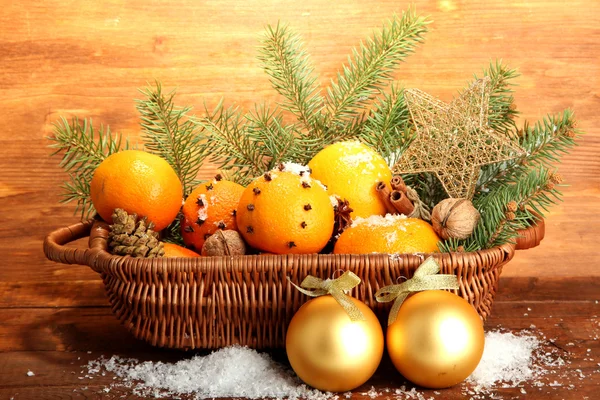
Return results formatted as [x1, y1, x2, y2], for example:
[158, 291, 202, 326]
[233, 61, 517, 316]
[332, 196, 353, 237]
[321, 196, 353, 254]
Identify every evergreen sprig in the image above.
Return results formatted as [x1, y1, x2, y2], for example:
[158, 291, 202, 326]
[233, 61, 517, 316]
[324, 9, 430, 131]
[519, 109, 579, 167]
[258, 23, 324, 133]
[48, 117, 129, 219]
[360, 84, 414, 164]
[200, 10, 430, 182]
[477, 109, 579, 194]
[244, 104, 299, 168]
[479, 61, 520, 134]
[137, 82, 205, 196]
[441, 165, 564, 252]
[196, 101, 267, 186]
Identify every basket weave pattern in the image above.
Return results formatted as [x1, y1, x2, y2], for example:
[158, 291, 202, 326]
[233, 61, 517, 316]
[44, 220, 515, 350]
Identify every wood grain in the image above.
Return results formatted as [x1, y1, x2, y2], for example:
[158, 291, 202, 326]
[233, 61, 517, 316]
[1, 278, 599, 399]
[1, 0, 599, 399]
[1, 0, 598, 277]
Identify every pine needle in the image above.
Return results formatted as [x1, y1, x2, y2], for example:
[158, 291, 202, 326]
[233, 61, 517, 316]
[136, 82, 205, 196]
[48, 117, 129, 220]
[476, 60, 520, 134]
[477, 109, 580, 193]
[360, 84, 414, 163]
[324, 8, 430, 131]
[258, 22, 324, 133]
[195, 100, 268, 186]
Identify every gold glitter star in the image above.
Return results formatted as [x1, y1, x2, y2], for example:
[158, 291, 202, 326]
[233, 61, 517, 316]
[392, 77, 524, 199]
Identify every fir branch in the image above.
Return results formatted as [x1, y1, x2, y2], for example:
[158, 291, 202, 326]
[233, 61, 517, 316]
[258, 22, 324, 133]
[137, 82, 205, 196]
[245, 104, 298, 169]
[476, 60, 520, 134]
[48, 117, 129, 219]
[402, 172, 447, 211]
[444, 166, 562, 251]
[195, 101, 267, 185]
[519, 109, 579, 167]
[324, 9, 430, 130]
[479, 167, 561, 249]
[477, 109, 579, 193]
[163, 212, 185, 246]
[515, 169, 563, 218]
[458, 188, 519, 251]
[360, 84, 414, 162]
[61, 172, 95, 220]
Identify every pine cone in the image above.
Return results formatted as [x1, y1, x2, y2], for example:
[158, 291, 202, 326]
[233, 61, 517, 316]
[108, 209, 165, 258]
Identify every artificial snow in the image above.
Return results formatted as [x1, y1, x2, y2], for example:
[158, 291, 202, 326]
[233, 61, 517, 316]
[384, 230, 398, 246]
[26, 370, 34, 377]
[330, 195, 340, 207]
[85, 346, 328, 400]
[280, 162, 311, 176]
[468, 331, 540, 388]
[278, 162, 328, 190]
[196, 194, 208, 220]
[341, 151, 375, 169]
[81, 329, 597, 399]
[352, 213, 407, 228]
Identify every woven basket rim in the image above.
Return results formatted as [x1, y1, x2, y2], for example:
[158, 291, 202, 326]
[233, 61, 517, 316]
[44, 219, 516, 275]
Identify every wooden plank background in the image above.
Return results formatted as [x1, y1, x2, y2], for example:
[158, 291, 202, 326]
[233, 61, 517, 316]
[0, 1, 599, 398]
[1, 1, 599, 294]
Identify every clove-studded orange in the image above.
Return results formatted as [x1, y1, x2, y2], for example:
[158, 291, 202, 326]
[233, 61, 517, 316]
[236, 165, 335, 254]
[181, 176, 245, 252]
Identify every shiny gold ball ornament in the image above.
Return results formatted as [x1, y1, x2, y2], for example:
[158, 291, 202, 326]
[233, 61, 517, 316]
[386, 290, 485, 389]
[286, 295, 384, 392]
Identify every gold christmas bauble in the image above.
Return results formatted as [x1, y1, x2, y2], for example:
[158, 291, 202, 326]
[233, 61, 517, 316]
[387, 290, 485, 389]
[286, 295, 384, 392]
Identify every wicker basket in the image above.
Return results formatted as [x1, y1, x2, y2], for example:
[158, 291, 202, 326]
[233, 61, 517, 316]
[515, 213, 546, 250]
[44, 219, 519, 350]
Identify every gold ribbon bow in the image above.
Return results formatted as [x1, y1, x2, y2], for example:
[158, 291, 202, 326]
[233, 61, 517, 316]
[288, 271, 366, 321]
[375, 257, 459, 326]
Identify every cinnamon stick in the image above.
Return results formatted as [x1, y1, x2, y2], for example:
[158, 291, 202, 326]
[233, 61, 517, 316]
[376, 181, 398, 214]
[390, 175, 407, 193]
[390, 190, 415, 216]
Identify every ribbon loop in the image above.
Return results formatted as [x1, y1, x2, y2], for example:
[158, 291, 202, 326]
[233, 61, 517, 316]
[375, 257, 459, 326]
[288, 271, 365, 321]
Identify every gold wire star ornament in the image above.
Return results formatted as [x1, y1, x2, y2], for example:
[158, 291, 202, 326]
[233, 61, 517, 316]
[392, 77, 525, 199]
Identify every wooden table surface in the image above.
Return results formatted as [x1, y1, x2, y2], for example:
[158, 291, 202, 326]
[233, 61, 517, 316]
[1, 1, 599, 399]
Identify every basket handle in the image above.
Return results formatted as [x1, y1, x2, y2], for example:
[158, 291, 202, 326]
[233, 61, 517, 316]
[43, 219, 110, 273]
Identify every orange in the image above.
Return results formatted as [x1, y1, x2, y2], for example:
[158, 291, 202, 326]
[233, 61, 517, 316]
[90, 150, 183, 231]
[181, 177, 245, 251]
[163, 242, 201, 258]
[236, 165, 334, 254]
[333, 215, 440, 254]
[308, 141, 393, 218]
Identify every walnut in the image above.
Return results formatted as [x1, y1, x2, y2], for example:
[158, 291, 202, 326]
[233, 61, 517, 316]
[431, 198, 480, 240]
[201, 230, 247, 256]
